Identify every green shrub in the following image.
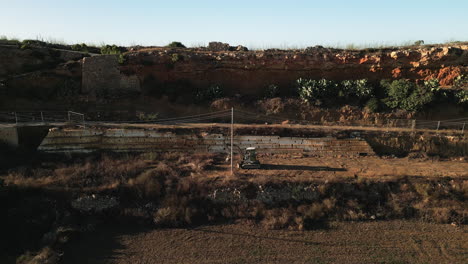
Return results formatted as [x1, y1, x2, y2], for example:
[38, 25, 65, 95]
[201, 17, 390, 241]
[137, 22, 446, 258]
[423, 78, 447, 99]
[297, 78, 374, 105]
[0, 35, 20, 45]
[195, 85, 224, 102]
[101, 44, 126, 54]
[297, 78, 338, 103]
[137, 112, 159, 121]
[171, 53, 182, 63]
[340, 79, 373, 99]
[22, 39, 47, 46]
[381, 79, 434, 111]
[100, 44, 126, 63]
[455, 90, 468, 104]
[423, 78, 440, 91]
[71, 43, 89, 53]
[264, 84, 280, 98]
[167, 41, 186, 48]
[414, 40, 425, 46]
[453, 74, 467, 89]
[365, 98, 380, 112]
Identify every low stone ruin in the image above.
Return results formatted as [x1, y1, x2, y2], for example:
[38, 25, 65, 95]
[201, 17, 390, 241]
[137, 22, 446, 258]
[208, 41, 248, 52]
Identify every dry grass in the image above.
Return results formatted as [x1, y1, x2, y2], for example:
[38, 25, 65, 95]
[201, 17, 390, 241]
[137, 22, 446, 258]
[261, 208, 296, 230]
[1, 151, 466, 229]
[2, 152, 218, 191]
[16, 247, 59, 264]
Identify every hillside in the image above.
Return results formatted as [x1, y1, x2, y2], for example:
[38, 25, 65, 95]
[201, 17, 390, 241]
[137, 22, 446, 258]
[0, 41, 467, 121]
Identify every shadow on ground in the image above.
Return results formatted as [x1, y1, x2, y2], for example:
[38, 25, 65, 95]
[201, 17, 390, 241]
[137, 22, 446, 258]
[261, 164, 347, 171]
[60, 224, 150, 264]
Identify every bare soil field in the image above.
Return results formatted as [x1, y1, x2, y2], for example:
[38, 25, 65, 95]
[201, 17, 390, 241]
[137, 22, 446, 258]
[206, 156, 468, 183]
[62, 220, 467, 264]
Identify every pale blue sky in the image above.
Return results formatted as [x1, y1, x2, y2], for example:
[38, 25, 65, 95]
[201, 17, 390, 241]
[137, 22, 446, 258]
[1, 0, 467, 48]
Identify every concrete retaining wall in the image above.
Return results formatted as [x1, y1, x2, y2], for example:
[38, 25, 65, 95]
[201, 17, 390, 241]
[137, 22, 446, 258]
[38, 128, 375, 156]
[0, 127, 19, 146]
[0, 125, 50, 149]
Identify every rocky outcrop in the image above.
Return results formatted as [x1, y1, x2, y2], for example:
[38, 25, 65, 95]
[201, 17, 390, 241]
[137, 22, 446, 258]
[122, 43, 468, 97]
[0, 45, 87, 78]
[71, 195, 119, 213]
[0, 43, 466, 112]
[207, 42, 248, 52]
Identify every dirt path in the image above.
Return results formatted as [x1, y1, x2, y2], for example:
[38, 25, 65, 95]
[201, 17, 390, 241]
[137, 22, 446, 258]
[62, 221, 467, 264]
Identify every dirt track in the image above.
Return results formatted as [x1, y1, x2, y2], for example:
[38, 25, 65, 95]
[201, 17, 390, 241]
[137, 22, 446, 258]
[62, 220, 467, 264]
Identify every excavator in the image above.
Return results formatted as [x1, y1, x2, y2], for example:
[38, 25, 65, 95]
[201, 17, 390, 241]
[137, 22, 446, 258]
[237, 147, 261, 169]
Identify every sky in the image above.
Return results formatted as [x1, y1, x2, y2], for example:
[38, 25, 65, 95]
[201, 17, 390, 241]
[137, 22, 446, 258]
[1, 0, 467, 48]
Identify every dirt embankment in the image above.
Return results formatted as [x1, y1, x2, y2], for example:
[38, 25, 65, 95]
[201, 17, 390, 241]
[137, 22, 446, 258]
[1, 43, 467, 116]
[0, 45, 83, 101]
[123, 44, 468, 97]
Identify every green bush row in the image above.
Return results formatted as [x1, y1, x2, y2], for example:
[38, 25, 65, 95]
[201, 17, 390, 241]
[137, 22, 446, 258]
[295, 77, 467, 112]
[297, 78, 374, 104]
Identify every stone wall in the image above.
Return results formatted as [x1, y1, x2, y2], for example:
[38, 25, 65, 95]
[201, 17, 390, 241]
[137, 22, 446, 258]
[81, 55, 120, 95]
[38, 128, 375, 156]
[120, 74, 141, 93]
[81, 55, 141, 96]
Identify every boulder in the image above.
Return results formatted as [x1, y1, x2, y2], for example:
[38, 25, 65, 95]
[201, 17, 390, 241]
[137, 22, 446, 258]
[235, 45, 248, 51]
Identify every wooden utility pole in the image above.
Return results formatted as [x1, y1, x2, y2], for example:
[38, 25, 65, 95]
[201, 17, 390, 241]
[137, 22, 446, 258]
[231, 107, 234, 175]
